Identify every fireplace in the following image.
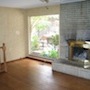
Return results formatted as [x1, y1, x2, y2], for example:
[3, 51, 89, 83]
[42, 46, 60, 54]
[73, 47, 88, 60]
[68, 40, 84, 60]
[68, 40, 90, 60]
[68, 40, 90, 68]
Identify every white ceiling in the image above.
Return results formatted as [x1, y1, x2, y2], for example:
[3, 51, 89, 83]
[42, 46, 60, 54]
[0, 0, 86, 9]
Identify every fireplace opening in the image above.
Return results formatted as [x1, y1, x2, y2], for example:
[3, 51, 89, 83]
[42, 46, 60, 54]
[73, 47, 88, 60]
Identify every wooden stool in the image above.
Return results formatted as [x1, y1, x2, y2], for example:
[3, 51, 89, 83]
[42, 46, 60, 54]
[0, 43, 7, 73]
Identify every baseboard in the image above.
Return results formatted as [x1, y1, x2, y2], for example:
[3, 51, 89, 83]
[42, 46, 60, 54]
[6, 57, 27, 63]
[27, 55, 52, 63]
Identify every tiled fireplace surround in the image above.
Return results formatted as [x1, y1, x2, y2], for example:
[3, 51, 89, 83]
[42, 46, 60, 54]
[52, 0, 90, 79]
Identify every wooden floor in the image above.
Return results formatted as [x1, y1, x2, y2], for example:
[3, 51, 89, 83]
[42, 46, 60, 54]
[0, 58, 90, 90]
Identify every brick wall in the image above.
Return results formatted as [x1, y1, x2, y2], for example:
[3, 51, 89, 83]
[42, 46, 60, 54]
[60, 0, 90, 59]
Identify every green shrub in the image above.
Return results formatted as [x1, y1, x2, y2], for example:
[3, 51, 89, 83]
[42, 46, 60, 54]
[49, 50, 59, 59]
[31, 36, 39, 50]
[41, 50, 59, 59]
[41, 51, 49, 57]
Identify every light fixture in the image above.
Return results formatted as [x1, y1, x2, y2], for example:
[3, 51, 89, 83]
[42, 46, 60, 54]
[40, 0, 49, 3]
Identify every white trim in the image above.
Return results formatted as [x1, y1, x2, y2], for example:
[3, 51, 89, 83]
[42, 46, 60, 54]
[28, 54, 53, 63]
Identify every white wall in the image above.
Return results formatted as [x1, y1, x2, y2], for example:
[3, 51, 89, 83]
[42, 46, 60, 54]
[26, 5, 60, 16]
[0, 7, 28, 62]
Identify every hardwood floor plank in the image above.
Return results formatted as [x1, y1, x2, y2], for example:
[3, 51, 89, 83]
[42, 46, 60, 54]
[0, 58, 90, 90]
